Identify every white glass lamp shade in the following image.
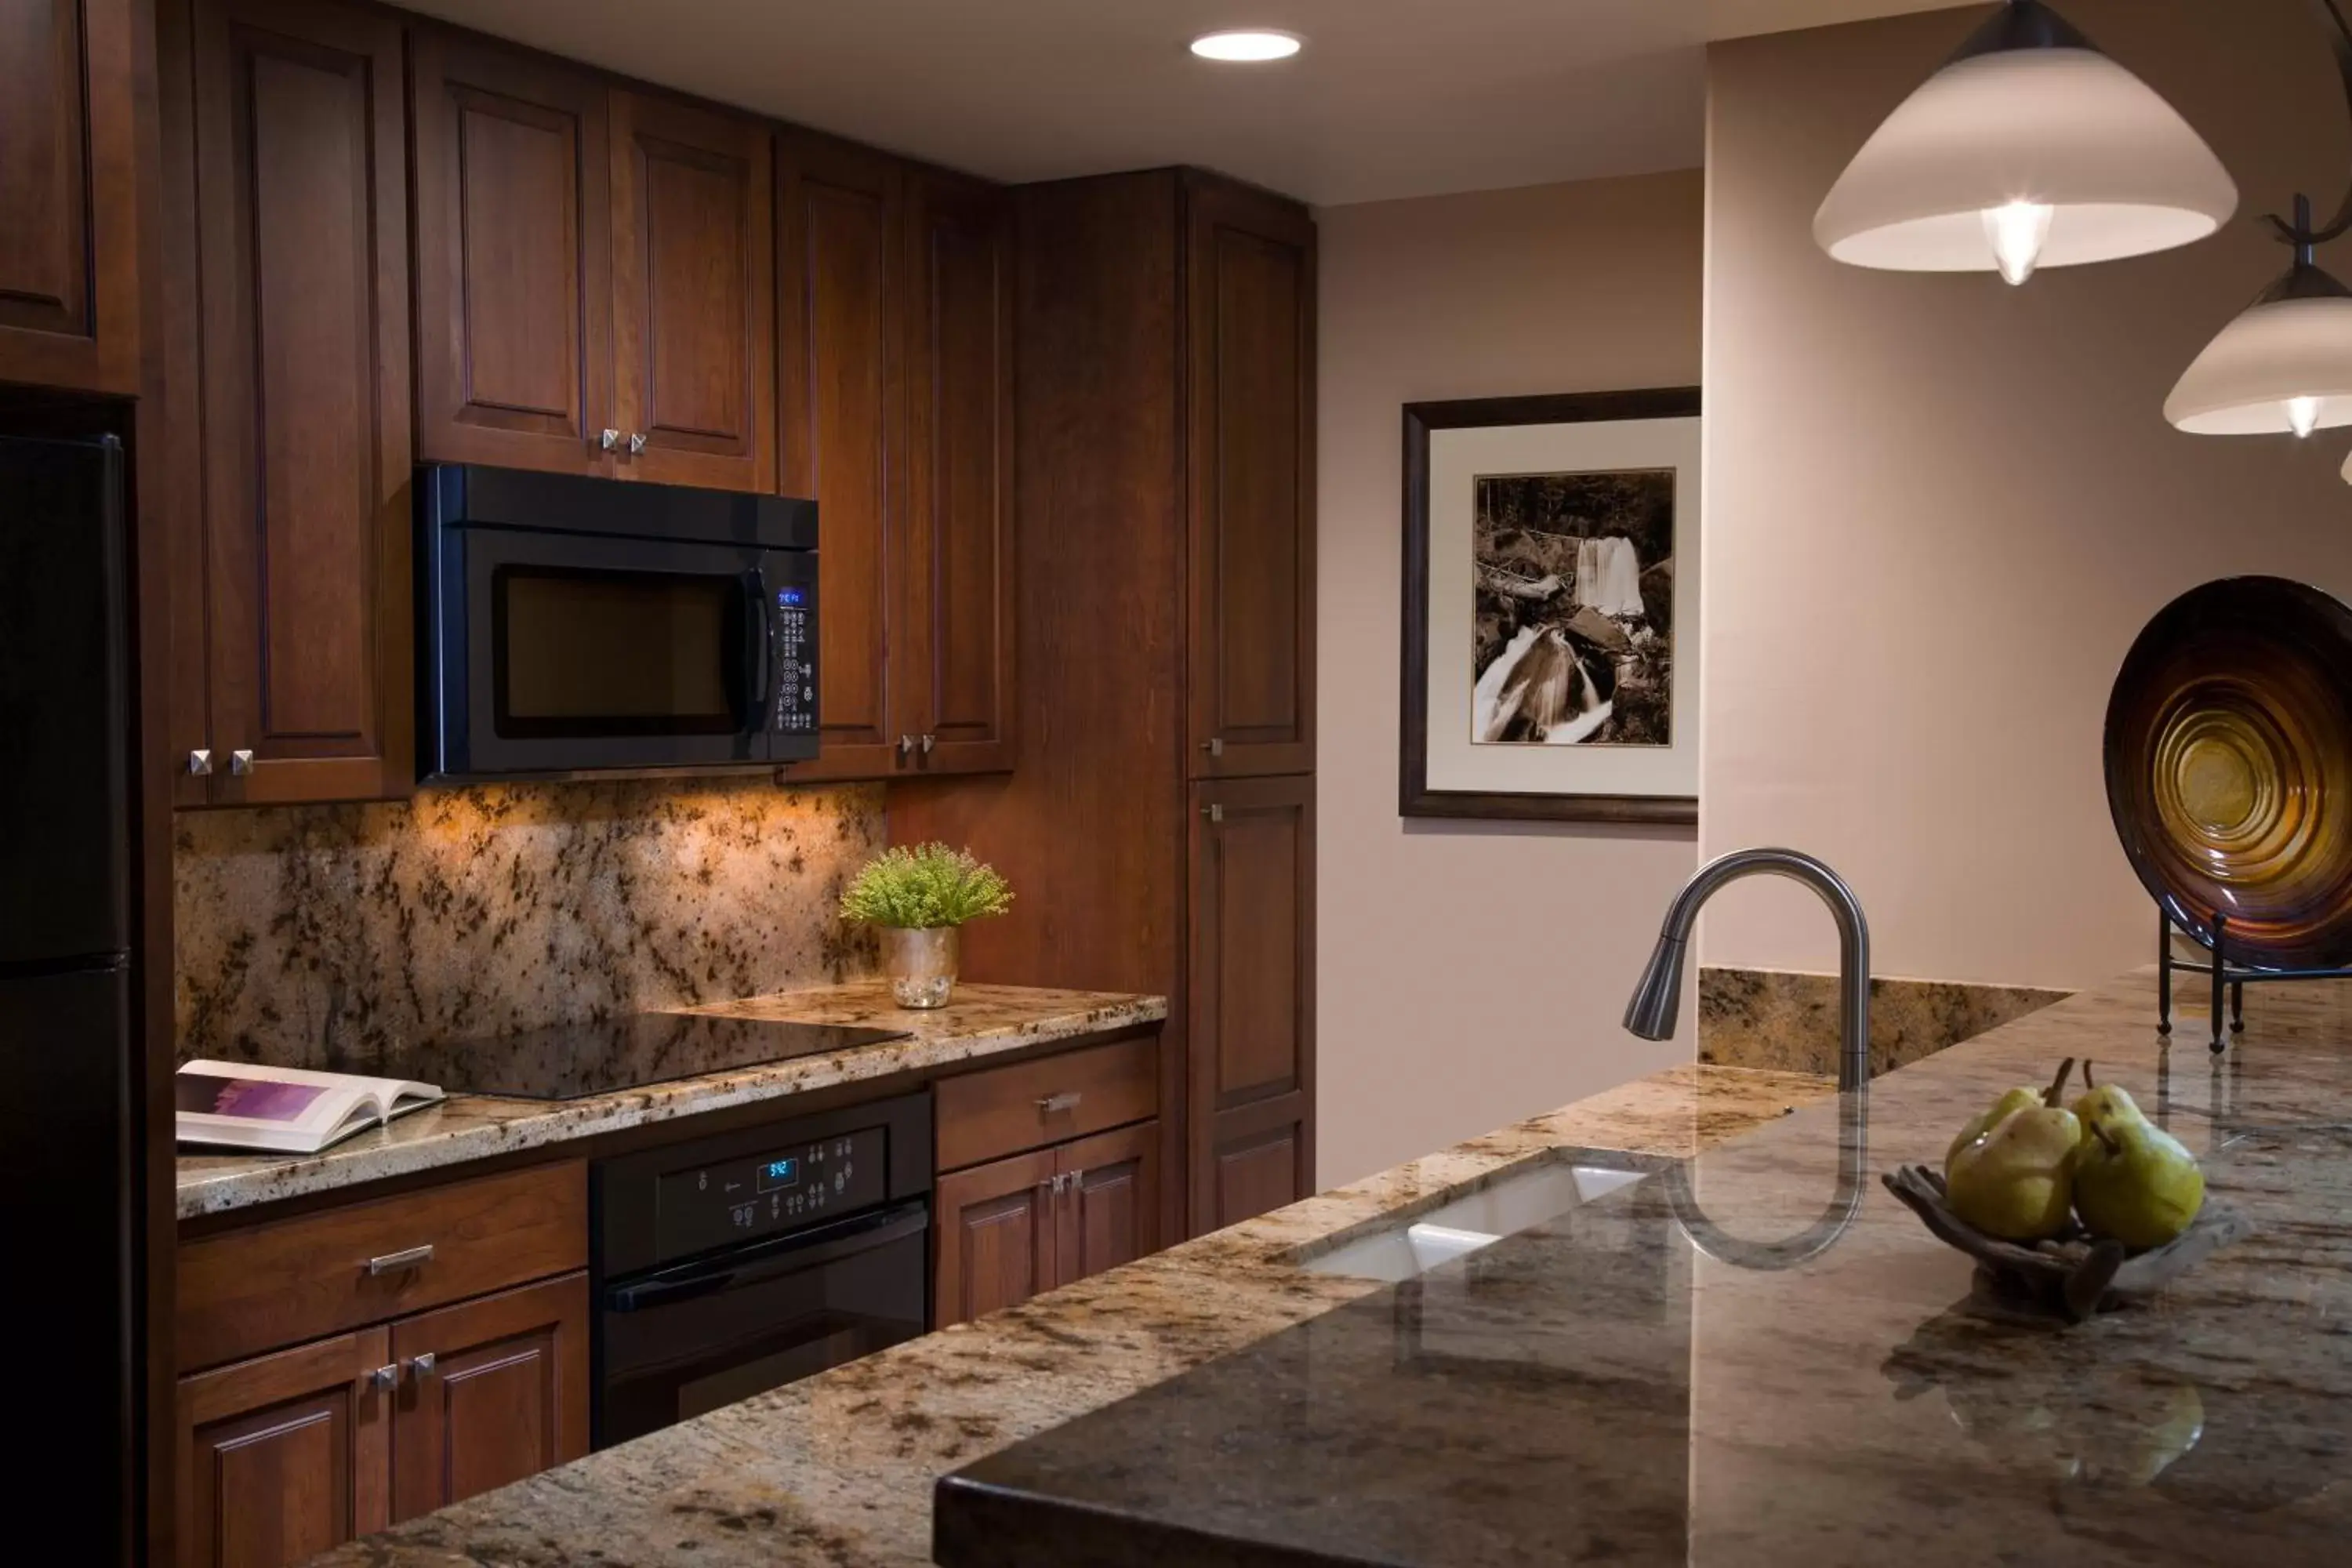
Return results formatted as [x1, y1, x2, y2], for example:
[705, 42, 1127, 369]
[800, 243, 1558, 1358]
[2166, 282, 2352, 437]
[1815, 47, 2237, 277]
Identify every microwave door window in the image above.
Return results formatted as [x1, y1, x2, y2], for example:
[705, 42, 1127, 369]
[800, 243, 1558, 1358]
[493, 567, 748, 737]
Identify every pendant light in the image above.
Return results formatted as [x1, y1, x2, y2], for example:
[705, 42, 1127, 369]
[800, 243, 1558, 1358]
[2168, 3, 2352, 450]
[1815, 0, 2238, 284]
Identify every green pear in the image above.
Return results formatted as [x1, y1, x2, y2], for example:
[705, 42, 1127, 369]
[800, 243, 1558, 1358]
[1946, 1085, 2045, 1176]
[2074, 1112, 2205, 1249]
[2070, 1061, 2149, 1133]
[1946, 1059, 2082, 1242]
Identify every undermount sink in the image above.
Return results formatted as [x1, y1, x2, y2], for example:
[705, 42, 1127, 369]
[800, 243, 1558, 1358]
[1299, 1161, 1651, 1283]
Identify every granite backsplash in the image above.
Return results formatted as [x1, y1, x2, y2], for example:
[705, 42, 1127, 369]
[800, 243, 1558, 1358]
[175, 778, 884, 1067]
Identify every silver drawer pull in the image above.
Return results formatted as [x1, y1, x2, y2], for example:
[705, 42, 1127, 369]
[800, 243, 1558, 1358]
[365, 1243, 434, 1275]
[366, 1364, 397, 1391]
[1036, 1091, 1081, 1116]
[409, 1352, 437, 1381]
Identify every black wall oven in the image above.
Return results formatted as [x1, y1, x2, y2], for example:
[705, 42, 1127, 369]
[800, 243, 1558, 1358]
[419, 463, 818, 779]
[591, 1094, 931, 1449]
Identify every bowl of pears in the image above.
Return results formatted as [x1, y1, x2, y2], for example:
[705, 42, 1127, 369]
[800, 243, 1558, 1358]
[1882, 1057, 2249, 1323]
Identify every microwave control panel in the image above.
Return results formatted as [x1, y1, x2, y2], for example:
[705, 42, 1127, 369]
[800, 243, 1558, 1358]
[771, 583, 816, 739]
[655, 1123, 887, 1259]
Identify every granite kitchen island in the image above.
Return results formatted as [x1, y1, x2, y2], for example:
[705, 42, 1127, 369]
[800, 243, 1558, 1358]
[307, 968, 2352, 1568]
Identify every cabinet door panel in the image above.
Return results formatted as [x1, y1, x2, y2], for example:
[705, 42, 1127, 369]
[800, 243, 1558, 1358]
[176, 1327, 390, 1568]
[610, 89, 774, 490]
[934, 1145, 1057, 1328]
[0, 0, 138, 393]
[1186, 178, 1315, 778]
[193, 0, 412, 804]
[777, 136, 903, 779]
[390, 1272, 590, 1524]
[901, 170, 1014, 774]
[410, 30, 612, 474]
[1189, 775, 1315, 1232]
[1056, 1120, 1160, 1288]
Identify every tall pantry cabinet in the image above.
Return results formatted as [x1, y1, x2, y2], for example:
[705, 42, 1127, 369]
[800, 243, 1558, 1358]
[893, 169, 1316, 1240]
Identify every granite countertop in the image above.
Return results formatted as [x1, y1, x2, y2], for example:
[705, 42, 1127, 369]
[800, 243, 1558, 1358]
[939, 971, 2352, 1566]
[301, 1061, 1831, 1566]
[176, 983, 1164, 1220]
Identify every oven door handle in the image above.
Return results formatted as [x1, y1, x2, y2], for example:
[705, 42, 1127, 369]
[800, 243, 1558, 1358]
[743, 568, 772, 729]
[604, 1200, 929, 1313]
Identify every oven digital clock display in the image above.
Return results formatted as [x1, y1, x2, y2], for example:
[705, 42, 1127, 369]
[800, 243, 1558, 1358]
[757, 1156, 801, 1192]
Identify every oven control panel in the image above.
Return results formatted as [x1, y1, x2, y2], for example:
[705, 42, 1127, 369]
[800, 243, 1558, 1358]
[654, 1123, 886, 1260]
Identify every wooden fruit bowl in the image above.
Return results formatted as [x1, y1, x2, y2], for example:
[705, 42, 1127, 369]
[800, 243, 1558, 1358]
[1882, 1164, 2249, 1324]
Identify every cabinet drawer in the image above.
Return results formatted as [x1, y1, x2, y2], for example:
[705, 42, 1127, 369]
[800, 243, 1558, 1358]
[179, 1161, 586, 1372]
[935, 1036, 1157, 1173]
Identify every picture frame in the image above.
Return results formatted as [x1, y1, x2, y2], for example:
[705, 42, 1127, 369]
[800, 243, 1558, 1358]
[1400, 388, 1702, 824]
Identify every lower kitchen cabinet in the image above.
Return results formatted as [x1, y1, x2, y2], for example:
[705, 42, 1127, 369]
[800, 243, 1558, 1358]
[174, 1265, 590, 1567]
[934, 1119, 1160, 1327]
[176, 1327, 391, 1568]
[388, 1273, 591, 1524]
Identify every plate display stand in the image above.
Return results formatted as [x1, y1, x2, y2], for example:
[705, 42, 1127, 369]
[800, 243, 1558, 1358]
[2157, 909, 2352, 1051]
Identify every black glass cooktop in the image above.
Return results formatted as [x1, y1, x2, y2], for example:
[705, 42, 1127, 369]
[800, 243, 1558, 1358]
[343, 1014, 909, 1102]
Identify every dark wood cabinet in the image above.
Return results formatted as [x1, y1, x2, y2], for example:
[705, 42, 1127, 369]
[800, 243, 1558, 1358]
[776, 133, 906, 779]
[933, 1121, 1162, 1328]
[176, 1328, 391, 1568]
[408, 30, 613, 477]
[175, 0, 414, 805]
[892, 169, 1314, 1243]
[411, 32, 775, 490]
[1186, 177, 1316, 780]
[0, 0, 140, 394]
[609, 87, 774, 491]
[388, 1272, 590, 1524]
[1190, 775, 1314, 1229]
[934, 1145, 1058, 1327]
[899, 169, 1015, 775]
[1058, 1120, 1160, 1286]
[780, 147, 1014, 782]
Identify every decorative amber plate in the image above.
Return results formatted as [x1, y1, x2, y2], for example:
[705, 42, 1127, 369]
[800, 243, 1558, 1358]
[2104, 576, 2352, 969]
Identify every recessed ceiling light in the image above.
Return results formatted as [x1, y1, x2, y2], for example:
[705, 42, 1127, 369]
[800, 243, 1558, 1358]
[1189, 29, 1302, 63]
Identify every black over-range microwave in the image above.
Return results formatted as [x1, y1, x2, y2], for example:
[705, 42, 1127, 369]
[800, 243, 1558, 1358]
[418, 463, 818, 780]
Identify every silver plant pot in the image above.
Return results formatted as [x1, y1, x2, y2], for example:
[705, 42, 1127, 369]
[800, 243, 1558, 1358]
[880, 925, 960, 1009]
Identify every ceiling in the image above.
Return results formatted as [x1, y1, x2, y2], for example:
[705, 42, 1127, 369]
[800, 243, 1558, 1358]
[404, 0, 1971, 206]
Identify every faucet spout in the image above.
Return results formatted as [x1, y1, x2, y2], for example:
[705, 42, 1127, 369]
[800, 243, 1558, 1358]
[1622, 847, 1873, 1093]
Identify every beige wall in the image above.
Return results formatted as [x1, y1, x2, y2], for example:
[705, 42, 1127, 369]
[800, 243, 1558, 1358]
[1316, 172, 1704, 1189]
[1702, 1, 2352, 991]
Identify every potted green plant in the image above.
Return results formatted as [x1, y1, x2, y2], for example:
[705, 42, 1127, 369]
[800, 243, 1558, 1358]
[839, 843, 1013, 1009]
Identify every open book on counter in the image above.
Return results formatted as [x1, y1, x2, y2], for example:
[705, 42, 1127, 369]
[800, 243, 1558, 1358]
[175, 1060, 445, 1154]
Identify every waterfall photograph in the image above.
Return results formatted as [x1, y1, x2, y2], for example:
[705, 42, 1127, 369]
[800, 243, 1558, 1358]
[1470, 469, 1676, 747]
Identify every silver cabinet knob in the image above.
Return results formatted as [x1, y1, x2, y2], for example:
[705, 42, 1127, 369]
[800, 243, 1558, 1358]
[408, 1352, 437, 1381]
[920, 733, 935, 755]
[629, 432, 648, 455]
[187, 749, 213, 776]
[898, 735, 917, 758]
[1036, 1091, 1082, 1116]
[1202, 737, 1224, 757]
[1203, 803, 1225, 823]
[599, 429, 622, 451]
[367, 1364, 397, 1391]
[229, 750, 255, 776]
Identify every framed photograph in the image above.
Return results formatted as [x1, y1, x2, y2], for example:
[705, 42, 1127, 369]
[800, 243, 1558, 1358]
[1401, 389, 1701, 823]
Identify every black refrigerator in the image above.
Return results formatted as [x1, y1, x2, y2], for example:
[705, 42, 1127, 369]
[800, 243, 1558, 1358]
[0, 434, 138, 1549]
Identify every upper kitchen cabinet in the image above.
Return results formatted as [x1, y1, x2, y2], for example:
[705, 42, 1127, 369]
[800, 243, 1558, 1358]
[776, 133, 906, 779]
[410, 31, 775, 490]
[900, 169, 1015, 775]
[409, 31, 613, 477]
[608, 87, 774, 491]
[1185, 175, 1316, 780]
[778, 145, 1014, 782]
[0, 0, 140, 395]
[174, 0, 415, 805]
